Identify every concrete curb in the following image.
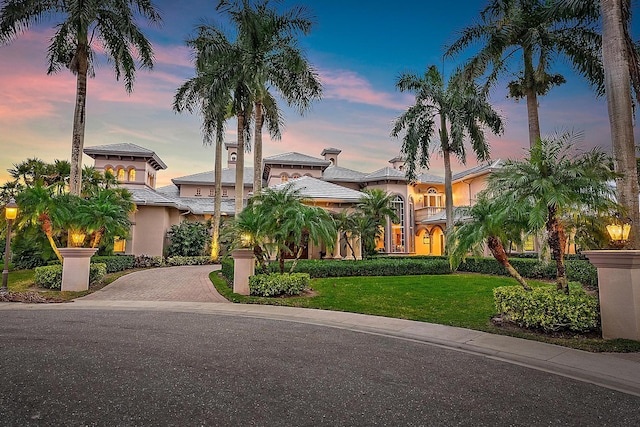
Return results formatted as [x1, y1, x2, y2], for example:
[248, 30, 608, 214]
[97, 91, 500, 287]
[2, 299, 639, 397]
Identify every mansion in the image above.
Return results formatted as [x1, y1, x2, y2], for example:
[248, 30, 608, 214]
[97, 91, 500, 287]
[83, 143, 503, 258]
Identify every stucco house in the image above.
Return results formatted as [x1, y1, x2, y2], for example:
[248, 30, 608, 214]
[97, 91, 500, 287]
[83, 142, 502, 258]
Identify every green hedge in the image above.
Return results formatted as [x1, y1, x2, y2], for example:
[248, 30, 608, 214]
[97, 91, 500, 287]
[249, 273, 310, 297]
[494, 286, 599, 332]
[270, 258, 452, 278]
[34, 263, 107, 290]
[166, 256, 212, 266]
[133, 255, 165, 268]
[456, 257, 597, 287]
[91, 255, 134, 273]
[221, 258, 234, 284]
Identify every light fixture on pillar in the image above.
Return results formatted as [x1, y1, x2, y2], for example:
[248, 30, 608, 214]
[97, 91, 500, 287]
[2, 197, 18, 293]
[69, 230, 86, 248]
[240, 233, 253, 248]
[606, 215, 631, 249]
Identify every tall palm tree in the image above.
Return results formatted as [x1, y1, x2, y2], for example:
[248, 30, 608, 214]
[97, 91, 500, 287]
[391, 65, 503, 230]
[174, 24, 239, 261]
[445, 0, 604, 148]
[488, 132, 619, 292]
[448, 195, 532, 290]
[0, 0, 161, 195]
[216, 0, 323, 197]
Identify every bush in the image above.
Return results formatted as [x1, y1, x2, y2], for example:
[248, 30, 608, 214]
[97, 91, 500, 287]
[34, 263, 107, 290]
[271, 258, 452, 278]
[92, 255, 134, 273]
[133, 255, 164, 268]
[494, 285, 599, 332]
[221, 258, 234, 284]
[249, 273, 310, 297]
[166, 221, 211, 257]
[166, 256, 212, 266]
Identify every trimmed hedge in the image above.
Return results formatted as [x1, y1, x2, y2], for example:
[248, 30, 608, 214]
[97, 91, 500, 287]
[34, 263, 107, 290]
[270, 258, 452, 278]
[91, 255, 134, 273]
[249, 273, 310, 297]
[133, 255, 165, 268]
[494, 285, 599, 332]
[166, 256, 212, 266]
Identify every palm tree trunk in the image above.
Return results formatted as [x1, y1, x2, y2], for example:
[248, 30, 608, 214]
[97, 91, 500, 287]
[487, 236, 531, 291]
[90, 230, 103, 248]
[441, 117, 454, 239]
[211, 127, 224, 261]
[235, 112, 246, 216]
[69, 46, 89, 196]
[523, 48, 541, 149]
[39, 213, 63, 263]
[253, 101, 264, 197]
[602, 0, 640, 249]
[546, 207, 568, 293]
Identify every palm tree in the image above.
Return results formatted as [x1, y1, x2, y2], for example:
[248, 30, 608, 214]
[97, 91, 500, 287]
[391, 65, 503, 230]
[357, 189, 400, 256]
[445, 0, 604, 148]
[488, 132, 619, 292]
[0, 0, 161, 195]
[76, 188, 135, 249]
[448, 195, 532, 290]
[217, 0, 323, 196]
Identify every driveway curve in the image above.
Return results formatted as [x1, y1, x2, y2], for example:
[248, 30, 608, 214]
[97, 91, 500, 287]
[81, 264, 228, 303]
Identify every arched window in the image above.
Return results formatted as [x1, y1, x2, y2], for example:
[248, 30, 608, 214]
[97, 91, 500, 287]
[230, 152, 237, 162]
[117, 168, 125, 181]
[281, 174, 289, 183]
[128, 168, 136, 182]
[105, 166, 114, 176]
[391, 195, 405, 253]
[292, 174, 300, 180]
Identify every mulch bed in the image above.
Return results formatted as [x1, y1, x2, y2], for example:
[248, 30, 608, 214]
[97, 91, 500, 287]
[0, 291, 68, 304]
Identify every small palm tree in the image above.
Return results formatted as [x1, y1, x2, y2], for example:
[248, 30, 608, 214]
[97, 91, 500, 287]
[489, 132, 619, 292]
[0, 0, 161, 195]
[448, 195, 532, 290]
[392, 65, 503, 230]
[357, 189, 399, 256]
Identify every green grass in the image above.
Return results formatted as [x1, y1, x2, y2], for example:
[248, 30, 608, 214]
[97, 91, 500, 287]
[210, 272, 640, 353]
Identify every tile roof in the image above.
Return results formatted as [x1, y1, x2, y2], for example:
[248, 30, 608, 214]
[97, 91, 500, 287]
[264, 152, 331, 167]
[320, 147, 342, 156]
[171, 168, 254, 186]
[420, 206, 468, 225]
[270, 176, 364, 202]
[176, 197, 236, 215]
[322, 165, 367, 182]
[83, 143, 167, 170]
[416, 173, 444, 184]
[363, 167, 407, 181]
[128, 187, 181, 208]
[452, 159, 502, 181]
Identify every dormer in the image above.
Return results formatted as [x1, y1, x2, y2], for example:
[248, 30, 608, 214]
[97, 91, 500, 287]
[225, 141, 238, 169]
[321, 147, 342, 166]
[83, 143, 167, 190]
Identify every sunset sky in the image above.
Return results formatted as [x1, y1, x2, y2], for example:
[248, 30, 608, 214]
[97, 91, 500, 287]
[1, 0, 638, 188]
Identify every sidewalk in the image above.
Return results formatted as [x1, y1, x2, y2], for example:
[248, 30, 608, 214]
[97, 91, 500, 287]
[5, 299, 640, 397]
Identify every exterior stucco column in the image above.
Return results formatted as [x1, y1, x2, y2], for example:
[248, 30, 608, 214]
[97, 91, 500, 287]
[232, 249, 255, 296]
[333, 232, 342, 259]
[583, 250, 640, 340]
[59, 248, 98, 292]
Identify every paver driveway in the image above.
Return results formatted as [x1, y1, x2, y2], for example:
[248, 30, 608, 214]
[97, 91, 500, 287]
[81, 264, 228, 303]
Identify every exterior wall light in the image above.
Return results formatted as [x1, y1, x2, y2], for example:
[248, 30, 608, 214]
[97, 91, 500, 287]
[606, 217, 631, 249]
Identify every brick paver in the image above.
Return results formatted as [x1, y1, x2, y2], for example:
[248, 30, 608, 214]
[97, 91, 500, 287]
[81, 265, 228, 303]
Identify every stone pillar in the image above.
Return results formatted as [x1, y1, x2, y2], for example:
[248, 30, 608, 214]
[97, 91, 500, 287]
[59, 248, 99, 292]
[232, 249, 255, 296]
[333, 232, 342, 259]
[583, 250, 640, 340]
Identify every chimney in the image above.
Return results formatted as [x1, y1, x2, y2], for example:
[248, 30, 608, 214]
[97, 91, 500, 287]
[321, 147, 341, 166]
[225, 141, 238, 169]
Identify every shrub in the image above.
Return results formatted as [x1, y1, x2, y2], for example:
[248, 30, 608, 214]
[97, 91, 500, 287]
[221, 258, 234, 284]
[494, 285, 599, 332]
[271, 258, 451, 278]
[92, 255, 134, 273]
[166, 256, 212, 266]
[34, 263, 107, 290]
[133, 254, 164, 268]
[249, 273, 310, 297]
[166, 221, 211, 257]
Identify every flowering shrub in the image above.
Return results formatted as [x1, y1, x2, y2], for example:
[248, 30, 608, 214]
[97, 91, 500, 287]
[133, 254, 164, 268]
[494, 285, 599, 332]
[249, 273, 310, 297]
[166, 256, 212, 266]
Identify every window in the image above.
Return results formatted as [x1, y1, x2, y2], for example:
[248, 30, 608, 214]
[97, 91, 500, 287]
[523, 235, 535, 252]
[292, 174, 300, 180]
[117, 168, 125, 181]
[105, 166, 114, 176]
[128, 168, 136, 182]
[222, 189, 228, 197]
[230, 152, 237, 162]
[195, 187, 201, 196]
[209, 188, 215, 197]
[281, 175, 289, 183]
[113, 237, 126, 253]
[391, 195, 405, 253]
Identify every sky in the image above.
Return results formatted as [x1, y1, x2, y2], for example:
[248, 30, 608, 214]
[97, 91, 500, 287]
[0, 0, 639, 188]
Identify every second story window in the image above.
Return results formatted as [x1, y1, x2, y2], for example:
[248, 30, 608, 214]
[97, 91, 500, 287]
[117, 168, 125, 181]
[128, 168, 136, 182]
[281, 175, 289, 183]
[209, 188, 215, 197]
[222, 189, 228, 197]
[195, 188, 201, 196]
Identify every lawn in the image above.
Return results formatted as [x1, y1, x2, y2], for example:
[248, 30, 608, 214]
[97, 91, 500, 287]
[210, 272, 640, 352]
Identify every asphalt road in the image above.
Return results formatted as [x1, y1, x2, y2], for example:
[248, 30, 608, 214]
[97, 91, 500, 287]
[1, 309, 638, 426]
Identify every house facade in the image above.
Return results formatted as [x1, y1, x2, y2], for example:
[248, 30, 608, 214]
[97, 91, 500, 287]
[83, 143, 501, 258]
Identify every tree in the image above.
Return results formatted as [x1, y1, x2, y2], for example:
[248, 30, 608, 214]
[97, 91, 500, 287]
[0, 0, 161, 195]
[356, 189, 400, 256]
[166, 221, 212, 257]
[391, 65, 503, 230]
[448, 195, 532, 290]
[217, 0, 323, 196]
[445, 0, 604, 148]
[488, 133, 619, 292]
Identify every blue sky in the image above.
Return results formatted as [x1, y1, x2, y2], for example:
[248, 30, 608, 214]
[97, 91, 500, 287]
[0, 0, 638, 187]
